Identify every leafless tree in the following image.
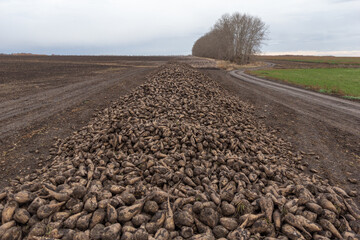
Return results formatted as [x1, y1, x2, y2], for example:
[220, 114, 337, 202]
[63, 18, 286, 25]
[192, 13, 268, 64]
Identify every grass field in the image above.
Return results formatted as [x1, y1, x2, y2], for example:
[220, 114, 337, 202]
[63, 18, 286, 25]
[250, 68, 360, 98]
[258, 55, 360, 65]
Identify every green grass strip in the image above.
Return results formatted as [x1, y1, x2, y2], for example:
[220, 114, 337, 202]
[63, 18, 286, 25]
[251, 68, 360, 97]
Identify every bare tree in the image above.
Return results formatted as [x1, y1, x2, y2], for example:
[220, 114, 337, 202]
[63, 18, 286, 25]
[192, 12, 268, 64]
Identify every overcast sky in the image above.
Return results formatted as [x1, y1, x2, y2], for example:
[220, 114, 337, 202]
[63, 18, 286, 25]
[1, 0, 359, 56]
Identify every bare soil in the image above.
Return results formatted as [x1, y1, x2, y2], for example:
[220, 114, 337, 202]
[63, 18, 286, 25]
[1, 55, 359, 205]
[0, 55, 174, 188]
[2, 62, 359, 239]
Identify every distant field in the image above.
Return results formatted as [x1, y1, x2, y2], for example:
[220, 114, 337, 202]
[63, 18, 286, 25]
[250, 68, 360, 98]
[258, 55, 360, 65]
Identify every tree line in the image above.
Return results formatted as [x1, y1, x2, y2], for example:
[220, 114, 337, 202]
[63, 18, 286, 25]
[192, 13, 268, 64]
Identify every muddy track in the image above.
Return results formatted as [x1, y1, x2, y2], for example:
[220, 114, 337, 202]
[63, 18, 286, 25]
[230, 70, 360, 135]
[202, 68, 360, 202]
[0, 68, 150, 139]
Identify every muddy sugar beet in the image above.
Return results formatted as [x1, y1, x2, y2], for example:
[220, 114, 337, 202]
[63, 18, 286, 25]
[0, 63, 359, 239]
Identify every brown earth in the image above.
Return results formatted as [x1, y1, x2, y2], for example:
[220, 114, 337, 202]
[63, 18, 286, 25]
[0, 55, 174, 188]
[0, 62, 359, 239]
[1, 55, 359, 205]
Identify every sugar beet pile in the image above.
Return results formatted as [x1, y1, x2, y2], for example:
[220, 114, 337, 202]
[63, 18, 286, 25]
[0, 63, 359, 240]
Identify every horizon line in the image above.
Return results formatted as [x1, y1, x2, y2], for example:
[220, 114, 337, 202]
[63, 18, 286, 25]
[261, 50, 360, 57]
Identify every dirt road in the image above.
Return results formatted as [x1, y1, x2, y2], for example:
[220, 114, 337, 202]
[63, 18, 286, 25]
[203, 68, 360, 198]
[230, 70, 360, 135]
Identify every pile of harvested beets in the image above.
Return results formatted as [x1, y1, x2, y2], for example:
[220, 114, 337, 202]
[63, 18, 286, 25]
[0, 63, 359, 239]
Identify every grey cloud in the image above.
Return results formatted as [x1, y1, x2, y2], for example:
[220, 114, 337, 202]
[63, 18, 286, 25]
[0, 0, 359, 55]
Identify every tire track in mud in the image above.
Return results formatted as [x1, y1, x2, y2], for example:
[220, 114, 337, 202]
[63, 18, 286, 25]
[0, 68, 149, 139]
[230, 70, 360, 136]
